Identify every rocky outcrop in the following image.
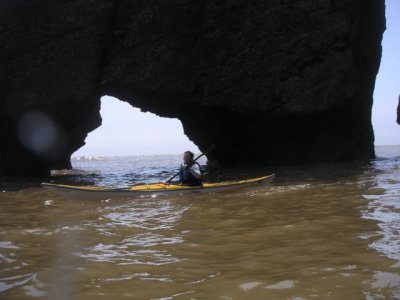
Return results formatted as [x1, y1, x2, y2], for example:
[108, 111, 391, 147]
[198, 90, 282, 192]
[397, 95, 400, 125]
[0, 0, 385, 175]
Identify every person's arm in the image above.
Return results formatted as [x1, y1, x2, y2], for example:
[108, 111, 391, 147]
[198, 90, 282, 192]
[188, 163, 201, 179]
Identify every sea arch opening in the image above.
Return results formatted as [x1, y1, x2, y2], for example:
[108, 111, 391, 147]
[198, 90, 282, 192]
[72, 96, 200, 158]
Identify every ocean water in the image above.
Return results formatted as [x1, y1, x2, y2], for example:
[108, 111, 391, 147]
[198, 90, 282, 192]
[0, 146, 399, 299]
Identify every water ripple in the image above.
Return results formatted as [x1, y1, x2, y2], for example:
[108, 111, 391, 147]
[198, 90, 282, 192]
[361, 151, 400, 261]
[75, 199, 189, 266]
[78, 244, 181, 266]
[121, 233, 184, 247]
[101, 201, 191, 231]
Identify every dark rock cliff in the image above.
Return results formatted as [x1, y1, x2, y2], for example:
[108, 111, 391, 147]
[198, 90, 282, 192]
[0, 0, 385, 176]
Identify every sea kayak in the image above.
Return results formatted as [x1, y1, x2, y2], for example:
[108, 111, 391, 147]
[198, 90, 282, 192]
[42, 174, 275, 200]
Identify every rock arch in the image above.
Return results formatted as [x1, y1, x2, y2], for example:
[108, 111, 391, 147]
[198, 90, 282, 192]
[0, 0, 385, 175]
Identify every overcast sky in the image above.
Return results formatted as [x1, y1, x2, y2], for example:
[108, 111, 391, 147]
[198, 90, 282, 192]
[73, 99, 199, 156]
[74, 0, 399, 156]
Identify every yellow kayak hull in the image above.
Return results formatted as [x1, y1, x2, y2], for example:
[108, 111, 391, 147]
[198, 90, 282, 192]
[42, 174, 275, 200]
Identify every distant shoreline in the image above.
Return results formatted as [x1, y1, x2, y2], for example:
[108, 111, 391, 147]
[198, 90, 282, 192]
[71, 145, 399, 159]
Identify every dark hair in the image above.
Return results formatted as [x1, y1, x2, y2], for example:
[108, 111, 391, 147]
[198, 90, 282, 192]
[184, 151, 194, 160]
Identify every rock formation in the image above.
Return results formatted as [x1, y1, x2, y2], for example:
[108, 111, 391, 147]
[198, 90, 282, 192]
[0, 0, 385, 176]
[397, 95, 400, 125]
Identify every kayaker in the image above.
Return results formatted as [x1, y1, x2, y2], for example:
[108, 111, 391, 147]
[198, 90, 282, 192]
[179, 151, 202, 185]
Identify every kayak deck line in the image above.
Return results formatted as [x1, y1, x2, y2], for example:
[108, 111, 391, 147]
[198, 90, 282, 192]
[41, 174, 275, 200]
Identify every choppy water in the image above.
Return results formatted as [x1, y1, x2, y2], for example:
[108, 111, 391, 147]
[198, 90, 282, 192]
[0, 146, 400, 299]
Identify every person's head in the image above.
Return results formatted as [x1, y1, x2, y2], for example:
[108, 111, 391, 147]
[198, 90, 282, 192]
[183, 151, 194, 164]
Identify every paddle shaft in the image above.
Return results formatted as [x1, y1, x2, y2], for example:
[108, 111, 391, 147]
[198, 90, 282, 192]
[166, 145, 215, 183]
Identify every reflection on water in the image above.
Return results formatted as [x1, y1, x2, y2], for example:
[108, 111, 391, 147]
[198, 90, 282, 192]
[0, 146, 399, 299]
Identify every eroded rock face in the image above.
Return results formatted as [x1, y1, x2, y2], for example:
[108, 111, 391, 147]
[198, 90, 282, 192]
[0, 0, 385, 175]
